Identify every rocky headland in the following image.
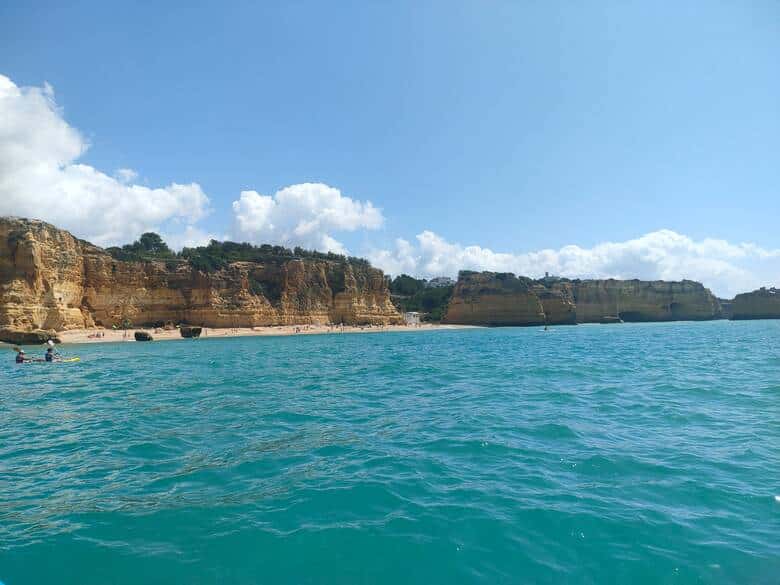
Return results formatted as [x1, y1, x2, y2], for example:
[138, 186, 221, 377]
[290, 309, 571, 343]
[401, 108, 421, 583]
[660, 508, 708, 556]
[2, 217, 778, 341]
[443, 271, 725, 325]
[0, 217, 402, 343]
[441, 272, 576, 326]
[731, 288, 780, 320]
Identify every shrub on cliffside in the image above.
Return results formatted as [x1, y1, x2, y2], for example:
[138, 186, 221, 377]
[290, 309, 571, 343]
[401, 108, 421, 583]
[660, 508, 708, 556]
[107, 232, 176, 262]
[106, 232, 376, 273]
[390, 274, 454, 321]
[390, 274, 427, 296]
[179, 240, 371, 273]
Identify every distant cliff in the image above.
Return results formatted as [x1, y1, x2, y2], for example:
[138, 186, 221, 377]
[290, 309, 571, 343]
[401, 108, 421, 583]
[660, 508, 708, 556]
[442, 272, 576, 326]
[731, 288, 780, 320]
[572, 279, 722, 323]
[443, 271, 723, 325]
[0, 217, 402, 335]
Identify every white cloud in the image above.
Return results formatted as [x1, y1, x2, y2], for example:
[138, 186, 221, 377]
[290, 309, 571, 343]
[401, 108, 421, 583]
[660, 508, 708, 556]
[161, 225, 222, 250]
[368, 229, 780, 298]
[0, 74, 210, 246]
[114, 168, 138, 183]
[231, 183, 383, 254]
[3, 73, 776, 298]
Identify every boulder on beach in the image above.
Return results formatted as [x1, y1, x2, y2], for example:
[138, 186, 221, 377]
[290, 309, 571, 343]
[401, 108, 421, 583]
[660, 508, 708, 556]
[180, 326, 202, 338]
[0, 328, 61, 345]
[134, 331, 154, 342]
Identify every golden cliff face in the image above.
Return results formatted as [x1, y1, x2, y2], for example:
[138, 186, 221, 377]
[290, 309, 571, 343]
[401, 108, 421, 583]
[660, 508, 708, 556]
[573, 279, 722, 322]
[0, 217, 402, 332]
[731, 288, 780, 320]
[443, 272, 722, 325]
[0, 217, 90, 330]
[442, 272, 576, 326]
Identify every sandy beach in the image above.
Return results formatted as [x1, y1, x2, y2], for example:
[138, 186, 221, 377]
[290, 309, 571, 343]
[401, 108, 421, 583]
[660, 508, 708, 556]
[55, 323, 474, 344]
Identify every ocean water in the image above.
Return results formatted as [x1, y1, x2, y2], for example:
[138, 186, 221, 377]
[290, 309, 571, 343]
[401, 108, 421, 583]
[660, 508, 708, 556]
[1, 321, 779, 584]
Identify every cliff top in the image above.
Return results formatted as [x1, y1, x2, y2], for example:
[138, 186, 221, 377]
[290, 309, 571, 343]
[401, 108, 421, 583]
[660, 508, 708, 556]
[456, 269, 709, 290]
[0, 215, 378, 274]
[735, 287, 780, 298]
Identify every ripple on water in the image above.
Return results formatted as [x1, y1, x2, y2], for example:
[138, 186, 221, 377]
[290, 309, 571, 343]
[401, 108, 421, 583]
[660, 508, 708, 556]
[1, 321, 780, 584]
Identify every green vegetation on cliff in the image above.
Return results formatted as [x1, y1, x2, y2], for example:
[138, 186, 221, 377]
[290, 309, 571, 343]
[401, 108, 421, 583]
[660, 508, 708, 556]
[106, 233, 176, 262]
[106, 233, 372, 272]
[389, 274, 454, 321]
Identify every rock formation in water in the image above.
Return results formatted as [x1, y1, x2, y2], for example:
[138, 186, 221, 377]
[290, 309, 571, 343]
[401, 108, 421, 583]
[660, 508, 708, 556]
[0, 217, 402, 339]
[443, 271, 723, 325]
[731, 288, 780, 320]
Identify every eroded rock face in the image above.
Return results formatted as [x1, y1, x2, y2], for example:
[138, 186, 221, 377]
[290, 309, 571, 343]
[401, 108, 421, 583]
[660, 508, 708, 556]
[0, 328, 60, 345]
[538, 282, 578, 325]
[0, 217, 402, 332]
[573, 279, 722, 323]
[0, 217, 90, 330]
[443, 271, 722, 325]
[442, 272, 576, 326]
[731, 288, 780, 320]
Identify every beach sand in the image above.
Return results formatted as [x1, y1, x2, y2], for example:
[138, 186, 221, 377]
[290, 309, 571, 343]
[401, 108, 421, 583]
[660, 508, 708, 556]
[55, 323, 474, 344]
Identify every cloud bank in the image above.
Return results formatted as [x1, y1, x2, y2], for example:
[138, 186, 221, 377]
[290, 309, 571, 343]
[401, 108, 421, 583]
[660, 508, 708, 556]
[232, 183, 383, 254]
[1, 73, 777, 298]
[368, 230, 780, 298]
[0, 74, 209, 246]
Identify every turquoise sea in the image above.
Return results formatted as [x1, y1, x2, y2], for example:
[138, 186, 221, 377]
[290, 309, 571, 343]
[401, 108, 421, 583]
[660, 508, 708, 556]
[1, 321, 779, 584]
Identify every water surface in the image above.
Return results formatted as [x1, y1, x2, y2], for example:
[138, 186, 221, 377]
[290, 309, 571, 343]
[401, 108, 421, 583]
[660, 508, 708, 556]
[1, 321, 779, 584]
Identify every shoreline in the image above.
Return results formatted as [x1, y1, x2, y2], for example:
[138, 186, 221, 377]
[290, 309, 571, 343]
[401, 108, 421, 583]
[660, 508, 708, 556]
[50, 323, 476, 345]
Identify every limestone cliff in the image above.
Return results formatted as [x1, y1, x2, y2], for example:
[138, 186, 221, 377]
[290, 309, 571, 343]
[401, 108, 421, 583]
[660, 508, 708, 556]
[731, 288, 780, 320]
[443, 271, 722, 325]
[442, 272, 576, 326]
[572, 279, 722, 323]
[0, 217, 402, 334]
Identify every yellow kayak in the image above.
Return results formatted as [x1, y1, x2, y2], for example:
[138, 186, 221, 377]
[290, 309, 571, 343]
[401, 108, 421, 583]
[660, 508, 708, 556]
[23, 357, 81, 364]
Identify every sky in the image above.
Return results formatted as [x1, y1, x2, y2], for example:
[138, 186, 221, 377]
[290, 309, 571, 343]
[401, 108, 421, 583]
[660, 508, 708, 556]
[0, 1, 778, 297]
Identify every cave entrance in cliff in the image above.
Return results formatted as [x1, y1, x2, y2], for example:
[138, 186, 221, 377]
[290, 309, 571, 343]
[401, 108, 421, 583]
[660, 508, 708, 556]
[617, 311, 643, 322]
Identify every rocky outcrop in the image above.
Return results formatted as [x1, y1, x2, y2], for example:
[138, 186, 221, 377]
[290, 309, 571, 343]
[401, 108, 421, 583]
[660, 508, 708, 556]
[443, 272, 723, 325]
[731, 288, 780, 320]
[180, 326, 202, 338]
[0, 328, 60, 345]
[538, 282, 578, 325]
[0, 217, 402, 333]
[442, 272, 576, 326]
[572, 279, 722, 323]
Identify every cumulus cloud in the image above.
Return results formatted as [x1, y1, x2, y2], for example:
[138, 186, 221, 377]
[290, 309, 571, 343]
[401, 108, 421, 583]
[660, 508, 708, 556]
[0, 74, 210, 246]
[3, 73, 776, 298]
[161, 225, 222, 251]
[114, 168, 139, 183]
[231, 183, 383, 254]
[368, 229, 780, 298]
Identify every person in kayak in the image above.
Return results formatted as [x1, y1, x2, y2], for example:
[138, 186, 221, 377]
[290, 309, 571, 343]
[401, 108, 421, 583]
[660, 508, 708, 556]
[45, 347, 58, 362]
[15, 349, 30, 363]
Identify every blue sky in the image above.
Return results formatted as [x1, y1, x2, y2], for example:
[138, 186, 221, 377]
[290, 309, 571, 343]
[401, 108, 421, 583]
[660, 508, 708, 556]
[1, 1, 778, 295]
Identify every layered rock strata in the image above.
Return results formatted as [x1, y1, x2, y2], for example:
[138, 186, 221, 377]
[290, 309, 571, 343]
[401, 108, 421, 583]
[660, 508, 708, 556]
[572, 279, 722, 323]
[731, 288, 780, 320]
[443, 272, 723, 325]
[0, 217, 402, 337]
[442, 272, 577, 326]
